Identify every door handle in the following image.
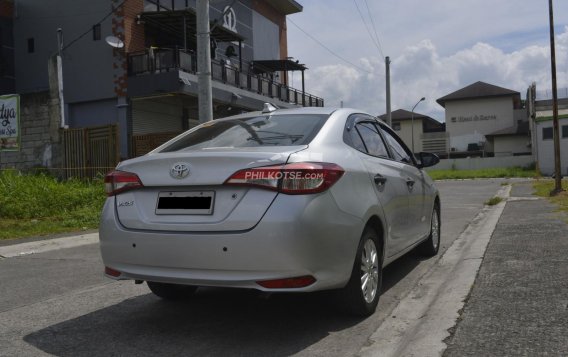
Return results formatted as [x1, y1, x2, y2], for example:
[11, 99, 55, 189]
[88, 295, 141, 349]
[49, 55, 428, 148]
[406, 177, 415, 188]
[374, 174, 387, 186]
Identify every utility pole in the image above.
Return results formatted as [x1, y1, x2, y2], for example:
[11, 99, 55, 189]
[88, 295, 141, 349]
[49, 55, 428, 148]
[56, 28, 66, 128]
[548, 0, 563, 194]
[385, 56, 392, 127]
[196, 0, 213, 123]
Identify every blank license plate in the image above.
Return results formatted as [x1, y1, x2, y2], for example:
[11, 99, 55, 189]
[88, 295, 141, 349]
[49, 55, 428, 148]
[155, 191, 214, 215]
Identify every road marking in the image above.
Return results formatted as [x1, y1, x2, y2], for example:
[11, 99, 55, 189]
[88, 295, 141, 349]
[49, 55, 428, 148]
[360, 185, 511, 357]
[0, 233, 99, 258]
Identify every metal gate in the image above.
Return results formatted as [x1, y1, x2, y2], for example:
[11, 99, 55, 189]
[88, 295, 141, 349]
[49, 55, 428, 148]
[61, 125, 119, 179]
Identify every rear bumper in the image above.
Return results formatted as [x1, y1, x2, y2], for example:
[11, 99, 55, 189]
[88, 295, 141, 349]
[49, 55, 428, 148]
[99, 192, 363, 292]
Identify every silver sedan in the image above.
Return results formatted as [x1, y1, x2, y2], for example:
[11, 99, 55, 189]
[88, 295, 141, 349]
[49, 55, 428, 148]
[99, 106, 440, 316]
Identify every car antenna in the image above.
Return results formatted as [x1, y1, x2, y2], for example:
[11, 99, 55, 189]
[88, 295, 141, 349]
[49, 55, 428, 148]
[262, 103, 279, 113]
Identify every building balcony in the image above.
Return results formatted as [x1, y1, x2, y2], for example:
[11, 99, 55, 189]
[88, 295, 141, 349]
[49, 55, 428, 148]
[127, 48, 324, 108]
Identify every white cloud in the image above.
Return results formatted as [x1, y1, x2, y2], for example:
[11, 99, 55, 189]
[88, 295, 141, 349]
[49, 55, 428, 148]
[288, 1, 568, 122]
[295, 27, 568, 122]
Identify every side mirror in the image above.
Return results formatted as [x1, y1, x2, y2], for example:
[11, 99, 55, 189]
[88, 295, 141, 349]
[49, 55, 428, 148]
[417, 152, 440, 169]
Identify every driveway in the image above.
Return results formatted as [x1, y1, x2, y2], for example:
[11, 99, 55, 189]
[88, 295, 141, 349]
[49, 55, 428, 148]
[0, 179, 509, 357]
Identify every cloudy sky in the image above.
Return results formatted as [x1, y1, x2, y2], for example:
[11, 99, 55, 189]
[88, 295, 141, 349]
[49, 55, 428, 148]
[286, 0, 568, 122]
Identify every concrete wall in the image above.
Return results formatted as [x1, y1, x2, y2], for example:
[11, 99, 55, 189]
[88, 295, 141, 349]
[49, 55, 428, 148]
[0, 92, 62, 171]
[13, 0, 115, 102]
[432, 156, 534, 171]
[493, 136, 531, 157]
[535, 118, 568, 176]
[68, 99, 118, 128]
[0, 0, 15, 95]
[252, 10, 279, 60]
[445, 97, 516, 152]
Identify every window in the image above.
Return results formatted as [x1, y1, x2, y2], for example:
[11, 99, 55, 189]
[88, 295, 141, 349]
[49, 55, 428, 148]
[349, 126, 367, 152]
[355, 122, 389, 157]
[562, 125, 568, 138]
[160, 114, 329, 152]
[93, 24, 101, 41]
[27, 38, 34, 53]
[542, 127, 553, 140]
[380, 126, 414, 164]
[392, 122, 401, 131]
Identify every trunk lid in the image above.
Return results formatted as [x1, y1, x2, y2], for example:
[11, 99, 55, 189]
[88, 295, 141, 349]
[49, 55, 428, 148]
[114, 146, 305, 232]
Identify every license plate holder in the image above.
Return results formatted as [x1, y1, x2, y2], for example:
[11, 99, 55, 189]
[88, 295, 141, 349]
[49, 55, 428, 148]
[155, 191, 215, 215]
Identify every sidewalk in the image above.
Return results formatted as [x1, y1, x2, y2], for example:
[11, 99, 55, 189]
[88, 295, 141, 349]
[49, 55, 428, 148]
[444, 182, 568, 356]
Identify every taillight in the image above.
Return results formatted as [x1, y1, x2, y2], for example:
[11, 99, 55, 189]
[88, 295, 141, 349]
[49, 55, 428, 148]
[224, 162, 344, 194]
[104, 170, 144, 196]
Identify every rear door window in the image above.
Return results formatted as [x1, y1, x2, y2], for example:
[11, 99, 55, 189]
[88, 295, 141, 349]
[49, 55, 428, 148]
[160, 114, 329, 152]
[379, 124, 415, 165]
[355, 122, 390, 157]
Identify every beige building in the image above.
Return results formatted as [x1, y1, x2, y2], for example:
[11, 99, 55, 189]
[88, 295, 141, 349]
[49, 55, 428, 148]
[379, 109, 447, 156]
[437, 82, 529, 157]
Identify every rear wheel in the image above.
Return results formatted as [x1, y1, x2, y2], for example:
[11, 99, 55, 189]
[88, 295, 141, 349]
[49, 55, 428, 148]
[341, 227, 382, 317]
[147, 281, 198, 300]
[417, 203, 441, 257]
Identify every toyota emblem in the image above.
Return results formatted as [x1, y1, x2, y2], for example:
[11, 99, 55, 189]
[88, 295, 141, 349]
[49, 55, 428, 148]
[170, 162, 190, 179]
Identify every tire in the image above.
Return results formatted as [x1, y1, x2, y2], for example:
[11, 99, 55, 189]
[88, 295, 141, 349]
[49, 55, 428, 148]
[341, 227, 383, 317]
[417, 203, 441, 257]
[147, 281, 198, 300]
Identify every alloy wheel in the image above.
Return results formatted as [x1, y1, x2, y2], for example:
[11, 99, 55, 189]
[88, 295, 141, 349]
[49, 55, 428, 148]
[360, 239, 379, 303]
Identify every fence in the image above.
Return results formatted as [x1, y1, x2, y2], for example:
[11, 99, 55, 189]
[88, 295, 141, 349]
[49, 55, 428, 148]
[61, 125, 119, 179]
[127, 48, 325, 108]
[433, 156, 534, 171]
[131, 131, 182, 157]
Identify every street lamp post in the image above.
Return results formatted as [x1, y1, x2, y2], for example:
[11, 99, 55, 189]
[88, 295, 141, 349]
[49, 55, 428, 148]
[411, 97, 425, 154]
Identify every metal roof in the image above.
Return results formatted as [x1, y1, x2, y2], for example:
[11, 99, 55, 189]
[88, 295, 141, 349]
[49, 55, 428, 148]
[437, 81, 520, 108]
[378, 109, 444, 127]
[141, 9, 245, 43]
[264, 0, 303, 15]
[251, 59, 307, 73]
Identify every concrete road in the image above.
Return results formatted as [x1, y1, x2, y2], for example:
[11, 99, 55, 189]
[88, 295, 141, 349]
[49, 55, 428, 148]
[0, 179, 509, 357]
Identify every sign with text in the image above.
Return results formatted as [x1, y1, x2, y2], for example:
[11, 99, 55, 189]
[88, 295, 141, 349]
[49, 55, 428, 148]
[450, 114, 497, 123]
[0, 94, 20, 151]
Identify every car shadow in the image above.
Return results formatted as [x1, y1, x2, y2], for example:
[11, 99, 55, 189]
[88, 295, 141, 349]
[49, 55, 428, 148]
[23, 254, 425, 356]
[382, 252, 422, 294]
[23, 288, 362, 357]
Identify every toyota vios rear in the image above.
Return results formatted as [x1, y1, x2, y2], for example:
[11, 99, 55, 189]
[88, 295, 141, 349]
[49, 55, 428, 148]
[99, 106, 441, 316]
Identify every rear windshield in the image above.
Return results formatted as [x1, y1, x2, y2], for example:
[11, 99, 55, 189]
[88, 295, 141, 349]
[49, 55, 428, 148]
[160, 114, 329, 152]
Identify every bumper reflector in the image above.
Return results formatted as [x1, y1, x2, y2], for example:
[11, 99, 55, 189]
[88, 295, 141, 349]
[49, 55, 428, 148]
[257, 275, 316, 289]
[105, 266, 122, 277]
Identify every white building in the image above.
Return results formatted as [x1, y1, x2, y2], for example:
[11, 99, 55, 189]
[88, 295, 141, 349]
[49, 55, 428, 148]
[533, 96, 568, 176]
[437, 81, 529, 157]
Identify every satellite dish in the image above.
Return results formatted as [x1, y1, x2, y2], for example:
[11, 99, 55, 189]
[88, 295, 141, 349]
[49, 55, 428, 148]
[105, 36, 124, 49]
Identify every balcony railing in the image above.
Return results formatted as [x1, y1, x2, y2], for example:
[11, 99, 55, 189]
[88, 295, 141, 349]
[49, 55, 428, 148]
[127, 48, 324, 107]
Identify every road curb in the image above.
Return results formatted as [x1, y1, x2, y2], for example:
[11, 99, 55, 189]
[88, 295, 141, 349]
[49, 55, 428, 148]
[0, 233, 99, 258]
[359, 184, 511, 357]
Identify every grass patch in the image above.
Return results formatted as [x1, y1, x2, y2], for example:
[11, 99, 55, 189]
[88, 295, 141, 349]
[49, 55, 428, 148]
[485, 197, 503, 206]
[0, 171, 105, 240]
[532, 179, 568, 218]
[426, 167, 537, 180]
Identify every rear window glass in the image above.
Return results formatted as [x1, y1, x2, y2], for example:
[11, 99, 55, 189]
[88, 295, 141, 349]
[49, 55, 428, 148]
[160, 114, 329, 152]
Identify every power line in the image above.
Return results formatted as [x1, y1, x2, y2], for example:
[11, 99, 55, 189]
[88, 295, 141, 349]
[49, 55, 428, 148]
[288, 18, 374, 74]
[62, 0, 126, 52]
[363, 0, 385, 58]
[353, 0, 384, 59]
